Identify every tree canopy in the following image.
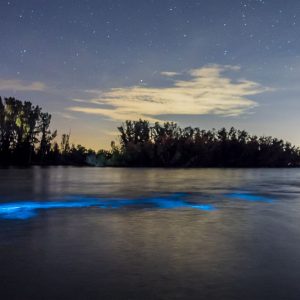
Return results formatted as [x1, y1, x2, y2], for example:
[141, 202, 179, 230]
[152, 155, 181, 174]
[0, 97, 299, 167]
[103, 120, 300, 167]
[0, 97, 95, 166]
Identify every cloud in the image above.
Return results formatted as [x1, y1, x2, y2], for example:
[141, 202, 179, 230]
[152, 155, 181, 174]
[160, 71, 180, 77]
[0, 79, 46, 91]
[68, 65, 271, 122]
[53, 111, 77, 120]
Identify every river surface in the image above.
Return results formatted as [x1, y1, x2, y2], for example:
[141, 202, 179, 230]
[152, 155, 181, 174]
[1, 167, 300, 299]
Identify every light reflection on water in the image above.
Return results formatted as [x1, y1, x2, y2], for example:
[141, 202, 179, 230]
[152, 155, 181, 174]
[225, 192, 274, 203]
[0, 167, 300, 299]
[0, 195, 216, 220]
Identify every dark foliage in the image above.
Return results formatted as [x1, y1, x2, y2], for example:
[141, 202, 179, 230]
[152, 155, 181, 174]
[0, 97, 95, 166]
[107, 119, 300, 167]
[0, 97, 299, 167]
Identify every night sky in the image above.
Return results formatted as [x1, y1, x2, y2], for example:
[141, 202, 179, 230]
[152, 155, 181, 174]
[0, 0, 299, 149]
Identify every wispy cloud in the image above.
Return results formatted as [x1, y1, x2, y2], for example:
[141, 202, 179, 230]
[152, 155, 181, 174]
[53, 111, 77, 120]
[160, 71, 180, 77]
[0, 79, 46, 91]
[68, 65, 271, 122]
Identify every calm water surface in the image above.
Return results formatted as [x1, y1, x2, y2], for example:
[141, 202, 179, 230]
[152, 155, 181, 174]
[1, 167, 300, 299]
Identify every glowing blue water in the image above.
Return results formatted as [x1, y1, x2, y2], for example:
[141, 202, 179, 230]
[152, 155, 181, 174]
[0, 195, 216, 220]
[226, 192, 274, 203]
[0, 191, 276, 220]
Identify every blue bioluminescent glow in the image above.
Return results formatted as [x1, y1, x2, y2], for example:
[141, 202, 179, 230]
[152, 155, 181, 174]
[0, 200, 101, 220]
[226, 192, 274, 203]
[0, 195, 216, 220]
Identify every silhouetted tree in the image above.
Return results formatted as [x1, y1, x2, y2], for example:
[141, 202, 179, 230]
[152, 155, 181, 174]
[38, 112, 57, 162]
[107, 119, 300, 168]
[0, 97, 94, 166]
[1, 97, 300, 168]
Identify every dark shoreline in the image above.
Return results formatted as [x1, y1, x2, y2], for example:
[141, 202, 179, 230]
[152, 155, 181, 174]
[0, 164, 299, 169]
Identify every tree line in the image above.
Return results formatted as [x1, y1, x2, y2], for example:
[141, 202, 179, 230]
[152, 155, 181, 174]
[1, 97, 299, 167]
[94, 120, 300, 167]
[0, 97, 95, 165]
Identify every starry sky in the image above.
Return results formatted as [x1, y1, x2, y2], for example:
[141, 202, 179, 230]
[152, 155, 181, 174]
[0, 0, 299, 149]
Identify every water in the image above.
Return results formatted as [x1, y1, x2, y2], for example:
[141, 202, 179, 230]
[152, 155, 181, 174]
[1, 167, 300, 299]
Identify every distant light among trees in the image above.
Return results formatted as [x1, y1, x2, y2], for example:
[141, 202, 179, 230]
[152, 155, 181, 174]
[0, 97, 299, 167]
